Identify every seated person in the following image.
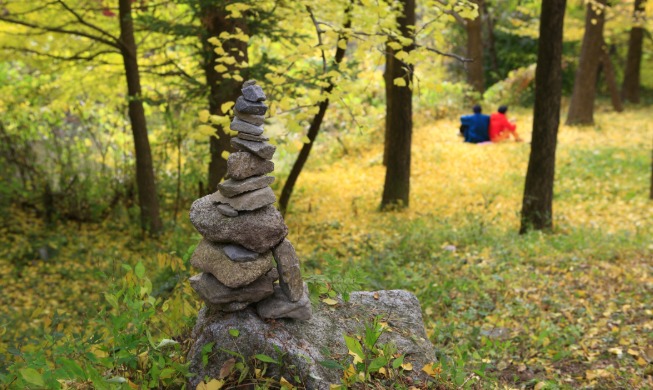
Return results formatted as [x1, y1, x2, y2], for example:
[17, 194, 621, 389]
[489, 105, 522, 142]
[459, 104, 490, 144]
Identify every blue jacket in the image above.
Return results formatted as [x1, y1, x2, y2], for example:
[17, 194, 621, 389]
[460, 113, 490, 143]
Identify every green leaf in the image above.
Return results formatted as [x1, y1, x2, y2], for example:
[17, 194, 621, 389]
[368, 356, 388, 372]
[392, 355, 404, 369]
[201, 342, 215, 368]
[318, 359, 345, 370]
[134, 261, 145, 279]
[58, 357, 86, 379]
[104, 293, 119, 309]
[20, 367, 44, 387]
[255, 354, 278, 364]
[344, 335, 364, 361]
[229, 329, 240, 338]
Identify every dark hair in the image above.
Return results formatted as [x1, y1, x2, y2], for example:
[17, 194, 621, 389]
[473, 104, 482, 114]
[498, 105, 508, 114]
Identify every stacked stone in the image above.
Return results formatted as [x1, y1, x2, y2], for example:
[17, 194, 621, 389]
[188, 80, 311, 321]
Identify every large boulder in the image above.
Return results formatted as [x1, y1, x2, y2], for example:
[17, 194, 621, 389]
[188, 290, 437, 389]
[190, 195, 288, 253]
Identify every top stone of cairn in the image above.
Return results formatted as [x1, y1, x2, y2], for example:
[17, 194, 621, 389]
[241, 79, 266, 102]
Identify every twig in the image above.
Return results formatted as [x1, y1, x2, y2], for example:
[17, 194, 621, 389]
[306, 5, 327, 74]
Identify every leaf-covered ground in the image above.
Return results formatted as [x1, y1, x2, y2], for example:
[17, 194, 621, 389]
[1, 105, 652, 388]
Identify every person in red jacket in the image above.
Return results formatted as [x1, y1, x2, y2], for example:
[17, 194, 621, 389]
[489, 105, 522, 142]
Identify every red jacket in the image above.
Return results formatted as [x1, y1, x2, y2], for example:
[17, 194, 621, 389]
[489, 112, 517, 142]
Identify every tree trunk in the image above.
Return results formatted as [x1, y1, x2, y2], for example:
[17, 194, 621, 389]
[484, 0, 499, 78]
[520, 0, 567, 234]
[201, 6, 249, 193]
[118, 0, 163, 235]
[381, 0, 415, 210]
[279, 3, 353, 215]
[466, 0, 484, 93]
[622, 0, 646, 104]
[600, 44, 623, 113]
[566, 0, 606, 126]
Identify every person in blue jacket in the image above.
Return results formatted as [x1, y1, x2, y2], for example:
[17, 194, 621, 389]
[459, 104, 490, 144]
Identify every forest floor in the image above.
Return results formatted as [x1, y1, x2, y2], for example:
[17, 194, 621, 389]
[1, 105, 652, 389]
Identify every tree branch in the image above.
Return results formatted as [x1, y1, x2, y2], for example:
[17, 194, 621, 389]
[306, 5, 327, 73]
[55, 0, 120, 43]
[1, 46, 118, 62]
[0, 15, 120, 49]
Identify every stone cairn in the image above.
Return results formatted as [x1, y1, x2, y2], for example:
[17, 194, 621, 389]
[188, 80, 311, 321]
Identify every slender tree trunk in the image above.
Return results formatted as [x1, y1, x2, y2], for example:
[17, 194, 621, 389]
[201, 6, 249, 193]
[279, 2, 353, 214]
[118, 0, 163, 235]
[650, 141, 653, 200]
[484, 1, 499, 77]
[381, 0, 415, 210]
[383, 45, 393, 167]
[466, 0, 484, 93]
[566, 0, 606, 125]
[622, 0, 646, 104]
[520, 0, 567, 234]
[600, 44, 623, 112]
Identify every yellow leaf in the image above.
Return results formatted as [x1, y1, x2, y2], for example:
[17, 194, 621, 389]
[337, 39, 347, 50]
[196, 379, 224, 390]
[221, 101, 234, 113]
[214, 64, 228, 73]
[627, 349, 639, 356]
[197, 125, 216, 138]
[608, 347, 622, 356]
[393, 77, 406, 87]
[401, 362, 413, 371]
[378, 367, 388, 377]
[322, 298, 338, 305]
[329, 385, 343, 390]
[279, 377, 294, 389]
[387, 41, 402, 50]
[343, 364, 356, 380]
[233, 74, 244, 82]
[421, 363, 440, 378]
[207, 37, 220, 46]
[636, 357, 647, 366]
[198, 110, 210, 123]
[221, 150, 230, 160]
[301, 135, 311, 144]
[534, 383, 546, 390]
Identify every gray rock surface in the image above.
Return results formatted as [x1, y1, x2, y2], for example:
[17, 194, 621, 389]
[189, 272, 275, 305]
[231, 137, 276, 160]
[272, 239, 304, 302]
[237, 131, 269, 141]
[242, 84, 267, 102]
[235, 96, 268, 116]
[209, 301, 250, 313]
[216, 204, 238, 217]
[188, 290, 437, 390]
[223, 244, 259, 262]
[234, 110, 265, 126]
[227, 152, 274, 180]
[257, 284, 311, 320]
[190, 196, 288, 253]
[190, 239, 274, 288]
[218, 175, 275, 198]
[230, 116, 264, 136]
[243, 79, 257, 87]
[209, 187, 276, 211]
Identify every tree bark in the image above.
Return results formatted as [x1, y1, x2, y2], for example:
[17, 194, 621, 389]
[622, 0, 646, 104]
[484, 0, 499, 77]
[466, 0, 484, 93]
[600, 44, 623, 113]
[566, 0, 606, 126]
[118, 0, 163, 235]
[520, 0, 567, 234]
[381, 0, 415, 210]
[201, 6, 249, 193]
[279, 3, 353, 215]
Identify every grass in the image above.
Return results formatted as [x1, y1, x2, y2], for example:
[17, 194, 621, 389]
[1, 104, 652, 388]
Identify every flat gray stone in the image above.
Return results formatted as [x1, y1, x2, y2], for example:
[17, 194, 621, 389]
[190, 196, 288, 253]
[243, 79, 257, 87]
[227, 152, 274, 180]
[210, 301, 250, 313]
[273, 239, 304, 302]
[216, 204, 238, 217]
[237, 132, 268, 141]
[257, 284, 311, 321]
[242, 85, 267, 102]
[230, 116, 264, 136]
[231, 137, 276, 160]
[189, 271, 275, 305]
[218, 175, 275, 198]
[188, 290, 437, 390]
[235, 96, 268, 116]
[190, 239, 274, 288]
[209, 187, 276, 211]
[234, 110, 265, 126]
[223, 244, 259, 262]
